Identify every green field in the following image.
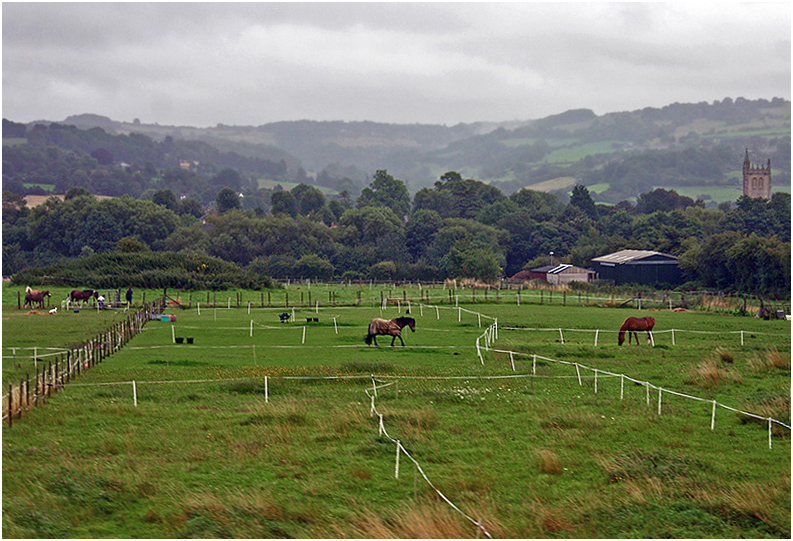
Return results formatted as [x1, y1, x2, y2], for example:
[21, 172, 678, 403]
[2, 284, 790, 538]
[22, 182, 56, 191]
[2, 137, 27, 147]
[543, 141, 628, 163]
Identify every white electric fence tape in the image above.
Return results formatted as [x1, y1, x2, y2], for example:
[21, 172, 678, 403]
[366, 378, 493, 539]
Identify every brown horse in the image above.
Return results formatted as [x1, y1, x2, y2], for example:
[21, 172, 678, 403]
[24, 290, 51, 309]
[70, 289, 98, 306]
[618, 316, 656, 345]
[365, 316, 416, 347]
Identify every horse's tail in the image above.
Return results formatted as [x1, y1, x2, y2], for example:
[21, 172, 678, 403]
[25, 286, 32, 294]
[364, 334, 373, 345]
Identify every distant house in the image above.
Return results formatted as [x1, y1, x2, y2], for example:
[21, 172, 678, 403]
[591, 250, 682, 286]
[546, 264, 598, 285]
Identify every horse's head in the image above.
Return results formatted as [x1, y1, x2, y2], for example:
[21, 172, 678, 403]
[406, 318, 416, 332]
[42, 291, 51, 297]
[618, 331, 625, 346]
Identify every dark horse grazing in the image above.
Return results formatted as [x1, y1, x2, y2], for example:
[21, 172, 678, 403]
[24, 290, 51, 309]
[70, 290, 98, 306]
[365, 316, 416, 347]
[618, 316, 656, 345]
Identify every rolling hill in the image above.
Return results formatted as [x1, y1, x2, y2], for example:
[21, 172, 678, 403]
[5, 97, 790, 204]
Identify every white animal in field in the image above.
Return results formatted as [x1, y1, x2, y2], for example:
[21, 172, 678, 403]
[49, 307, 58, 315]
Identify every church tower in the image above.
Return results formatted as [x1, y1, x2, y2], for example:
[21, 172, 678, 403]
[742, 149, 772, 200]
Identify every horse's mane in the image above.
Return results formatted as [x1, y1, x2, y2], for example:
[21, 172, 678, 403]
[395, 316, 415, 325]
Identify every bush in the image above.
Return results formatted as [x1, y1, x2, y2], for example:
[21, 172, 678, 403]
[11, 251, 280, 290]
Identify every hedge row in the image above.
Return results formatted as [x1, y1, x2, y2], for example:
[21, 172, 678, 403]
[11, 251, 280, 290]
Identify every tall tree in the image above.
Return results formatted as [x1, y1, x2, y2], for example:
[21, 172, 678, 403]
[271, 190, 298, 218]
[356, 170, 411, 218]
[569, 184, 598, 220]
[216, 187, 241, 214]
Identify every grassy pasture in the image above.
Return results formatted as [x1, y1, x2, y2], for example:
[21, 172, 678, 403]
[2, 287, 790, 538]
[543, 141, 627, 163]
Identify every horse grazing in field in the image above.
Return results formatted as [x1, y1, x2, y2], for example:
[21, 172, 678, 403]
[24, 290, 51, 309]
[70, 289, 98, 306]
[365, 316, 416, 347]
[618, 316, 656, 346]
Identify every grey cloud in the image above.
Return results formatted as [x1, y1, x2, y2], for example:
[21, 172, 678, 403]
[3, 3, 790, 126]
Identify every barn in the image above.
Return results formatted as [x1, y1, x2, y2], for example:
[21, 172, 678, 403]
[546, 264, 597, 285]
[591, 250, 682, 286]
[528, 266, 554, 281]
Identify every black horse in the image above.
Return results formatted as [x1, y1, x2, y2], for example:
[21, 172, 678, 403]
[364, 316, 416, 347]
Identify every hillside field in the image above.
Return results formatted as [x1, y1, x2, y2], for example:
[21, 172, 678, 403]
[2, 285, 790, 538]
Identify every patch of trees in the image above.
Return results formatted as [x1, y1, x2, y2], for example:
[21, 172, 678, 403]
[5, 168, 789, 296]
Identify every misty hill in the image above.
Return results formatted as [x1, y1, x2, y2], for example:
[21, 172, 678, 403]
[4, 97, 790, 204]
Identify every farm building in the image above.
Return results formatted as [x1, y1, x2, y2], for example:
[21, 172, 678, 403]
[591, 249, 683, 286]
[545, 264, 598, 285]
[527, 266, 554, 281]
[511, 265, 597, 284]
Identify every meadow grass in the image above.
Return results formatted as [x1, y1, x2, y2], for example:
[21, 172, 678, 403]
[2, 286, 790, 538]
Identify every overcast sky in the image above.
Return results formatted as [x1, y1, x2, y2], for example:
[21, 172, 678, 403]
[2, 2, 790, 127]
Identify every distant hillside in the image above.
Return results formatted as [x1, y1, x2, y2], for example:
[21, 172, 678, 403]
[5, 97, 789, 203]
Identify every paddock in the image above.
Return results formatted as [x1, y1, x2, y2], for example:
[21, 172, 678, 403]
[2, 299, 790, 538]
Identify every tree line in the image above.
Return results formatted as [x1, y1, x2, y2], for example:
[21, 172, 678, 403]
[3, 168, 789, 297]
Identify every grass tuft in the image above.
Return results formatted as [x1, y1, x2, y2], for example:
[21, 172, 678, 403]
[536, 449, 563, 475]
[342, 500, 479, 538]
[715, 346, 735, 363]
[689, 357, 742, 388]
[748, 347, 790, 373]
[738, 393, 790, 433]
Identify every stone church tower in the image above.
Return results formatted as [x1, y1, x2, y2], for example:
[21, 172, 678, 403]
[742, 149, 772, 200]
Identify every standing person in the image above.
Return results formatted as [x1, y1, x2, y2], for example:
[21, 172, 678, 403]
[126, 287, 133, 306]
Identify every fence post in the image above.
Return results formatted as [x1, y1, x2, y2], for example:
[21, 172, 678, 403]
[8, 384, 13, 426]
[395, 440, 401, 479]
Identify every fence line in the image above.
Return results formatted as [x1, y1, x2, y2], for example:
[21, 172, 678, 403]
[2, 298, 164, 426]
[366, 378, 493, 539]
[486, 348, 791, 445]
